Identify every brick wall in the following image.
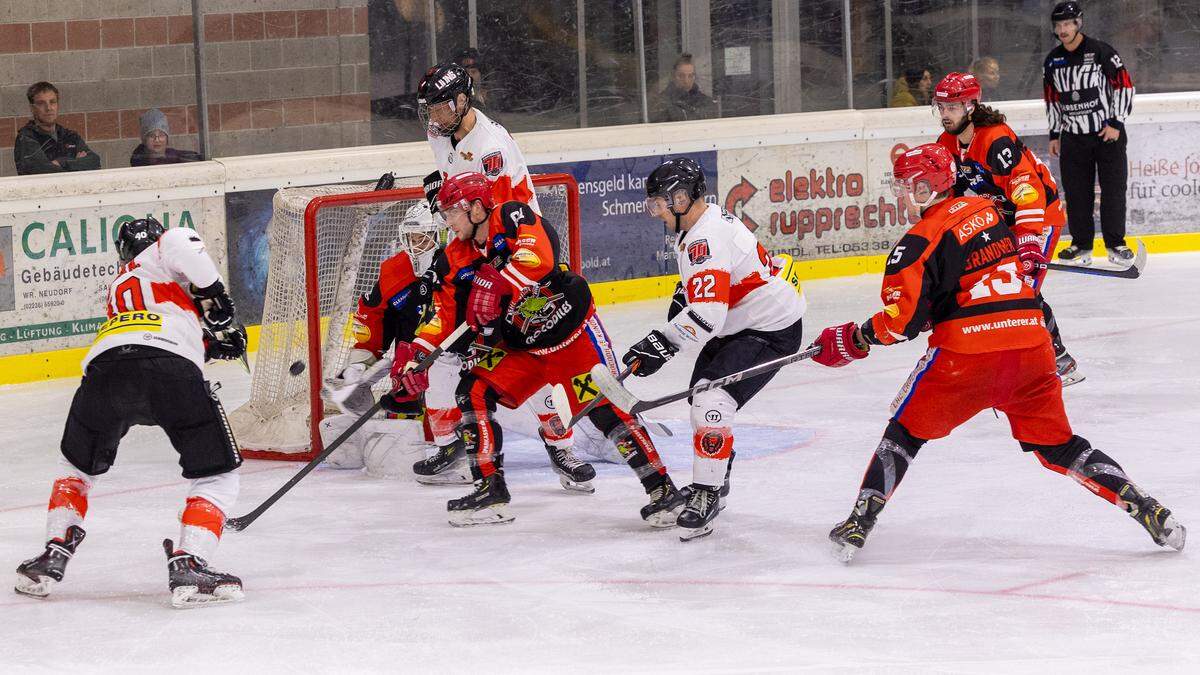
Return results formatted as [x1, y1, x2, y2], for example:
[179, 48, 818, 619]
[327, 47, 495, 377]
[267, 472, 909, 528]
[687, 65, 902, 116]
[1, 0, 370, 177]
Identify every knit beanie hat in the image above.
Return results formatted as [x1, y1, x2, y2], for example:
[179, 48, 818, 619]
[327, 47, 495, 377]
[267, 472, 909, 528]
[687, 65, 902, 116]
[140, 108, 170, 140]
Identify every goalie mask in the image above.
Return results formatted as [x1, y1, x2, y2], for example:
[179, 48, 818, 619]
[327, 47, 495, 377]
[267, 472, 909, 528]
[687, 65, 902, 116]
[394, 201, 445, 274]
[116, 216, 166, 264]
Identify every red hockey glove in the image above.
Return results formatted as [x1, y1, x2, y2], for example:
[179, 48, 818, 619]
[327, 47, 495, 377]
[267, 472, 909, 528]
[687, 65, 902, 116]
[811, 322, 869, 368]
[1016, 234, 1048, 288]
[389, 341, 430, 399]
[466, 263, 510, 329]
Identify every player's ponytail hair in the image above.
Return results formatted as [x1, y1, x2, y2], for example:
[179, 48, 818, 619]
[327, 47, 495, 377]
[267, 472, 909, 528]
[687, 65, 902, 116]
[971, 104, 1007, 127]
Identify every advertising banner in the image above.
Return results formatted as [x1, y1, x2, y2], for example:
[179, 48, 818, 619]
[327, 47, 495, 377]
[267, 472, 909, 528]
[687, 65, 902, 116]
[0, 198, 223, 355]
[532, 151, 719, 283]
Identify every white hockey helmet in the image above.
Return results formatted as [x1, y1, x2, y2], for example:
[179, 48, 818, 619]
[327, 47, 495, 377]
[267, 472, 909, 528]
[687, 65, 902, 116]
[395, 200, 445, 273]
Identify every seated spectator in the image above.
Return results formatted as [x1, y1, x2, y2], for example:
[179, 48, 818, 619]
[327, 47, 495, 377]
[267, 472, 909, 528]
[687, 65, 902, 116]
[651, 53, 718, 123]
[14, 81, 101, 175]
[969, 56, 1001, 99]
[130, 109, 202, 167]
[454, 47, 490, 109]
[889, 67, 933, 108]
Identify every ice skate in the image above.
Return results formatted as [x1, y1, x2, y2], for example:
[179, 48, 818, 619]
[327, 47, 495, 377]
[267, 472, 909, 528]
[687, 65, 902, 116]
[447, 474, 514, 527]
[1055, 351, 1085, 387]
[545, 440, 596, 494]
[1107, 245, 1135, 266]
[677, 484, 722, 542]
[413, 439, 472, 485]
[829, 492, 887, 563]
[681, 450, 735, 502]
[1057, 245, 1092, 265]
[1122, 487, 1187, 551]
[640, 474, 685, 528]
[163, 539, 243, 609]
[14, 525, 85, 599]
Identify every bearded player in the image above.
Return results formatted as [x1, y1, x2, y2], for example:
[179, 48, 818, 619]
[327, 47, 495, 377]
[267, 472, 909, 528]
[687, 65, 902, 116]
[809, 144, 1184, 563]
[391, 172, 685, 527]
[932, 72, 1082, 385]
[14, 218, 249, 607]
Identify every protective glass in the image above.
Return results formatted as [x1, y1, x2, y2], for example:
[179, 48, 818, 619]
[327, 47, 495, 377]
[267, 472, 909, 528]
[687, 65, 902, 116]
[644, 189, 692, 216]
[418, 99, 459, 137]
[932, 100, 970, 118]
[890, 176, 936, 208]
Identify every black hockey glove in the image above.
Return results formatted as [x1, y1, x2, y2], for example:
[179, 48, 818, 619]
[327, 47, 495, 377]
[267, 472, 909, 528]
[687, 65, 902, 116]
[374, 171, 396, 191]
[666, 281, 687, 321]
[622, 330, 677, 377]
[192, 281, 236, 332]
[423, 170, 443, 212]
[205, 325, 247, 361]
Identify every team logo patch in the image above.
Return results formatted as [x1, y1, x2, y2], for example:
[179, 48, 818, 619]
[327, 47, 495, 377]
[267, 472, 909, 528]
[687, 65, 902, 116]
[686, 239, 711, 264]
[471, 346, 506, 371]
[95, 311, 163, 340]
[699, 431, 727, 457]
[1010, 183, 1039, 206]
[459, 150, 474, 161]
[512, 248, 541, 268]
[571, 372, 599, 404]
[481, 151, 504, 177]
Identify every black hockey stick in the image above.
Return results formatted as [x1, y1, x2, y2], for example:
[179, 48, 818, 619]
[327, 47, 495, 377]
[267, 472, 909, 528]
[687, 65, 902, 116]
[1045, 239, 1147, 279]
[588, 344, 823, 417]
[226, 323, 474, 532]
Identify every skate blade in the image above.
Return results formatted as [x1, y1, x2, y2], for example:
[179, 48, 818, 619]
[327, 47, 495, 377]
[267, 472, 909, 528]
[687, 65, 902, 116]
[831, 541, 858, 564]
[679, 524, 714, 542]
[643, 505, 683, 529]
[448, 505, 515, 527]
[558, 476, 596, 494]
[1163, 520, 1187, 552]
[170, 584, 244, 609]
[415, 470, 473, 486]
[1059, 372, 1086, 387]
[14, 574, 54, 598]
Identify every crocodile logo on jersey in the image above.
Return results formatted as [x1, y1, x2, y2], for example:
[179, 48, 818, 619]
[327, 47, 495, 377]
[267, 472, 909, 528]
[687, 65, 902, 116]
[687, 239, 711, 265]
[506, 284, 573, 342]
[481, 151, 504, 177]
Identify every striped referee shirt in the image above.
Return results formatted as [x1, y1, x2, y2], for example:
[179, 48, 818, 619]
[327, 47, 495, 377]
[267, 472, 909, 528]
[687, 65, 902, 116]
[1043, 35, 1134, 140]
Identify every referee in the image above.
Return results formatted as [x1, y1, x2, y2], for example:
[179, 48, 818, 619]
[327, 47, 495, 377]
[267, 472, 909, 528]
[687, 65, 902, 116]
[1043, 1, 1135, 265]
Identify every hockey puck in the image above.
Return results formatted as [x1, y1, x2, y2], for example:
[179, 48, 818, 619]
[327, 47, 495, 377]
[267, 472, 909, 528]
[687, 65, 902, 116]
[289, 360, 306, 376]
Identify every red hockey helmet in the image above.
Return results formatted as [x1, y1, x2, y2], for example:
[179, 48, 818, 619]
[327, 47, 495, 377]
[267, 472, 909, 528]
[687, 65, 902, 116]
[891, 143, 956, 208]
[934, 72, 982, 106]
[437, 171, 494, 212]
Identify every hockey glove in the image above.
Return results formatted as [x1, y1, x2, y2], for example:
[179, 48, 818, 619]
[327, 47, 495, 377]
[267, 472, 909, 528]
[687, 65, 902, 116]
[666, 281, 687, 321]
[1016, 233, 1048, 288]
[466, 263, 510, 329]
[192, 281, 236, 332]
[423, 170, 443, 212]
[811, 322, 869, 368]
[622, 330, 677, 377]
[374, 171, 396, 191]
[389, 341, 430, 398]
[204, 325, 247, 361]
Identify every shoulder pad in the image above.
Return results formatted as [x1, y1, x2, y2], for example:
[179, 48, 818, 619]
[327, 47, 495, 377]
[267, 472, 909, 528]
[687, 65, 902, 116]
[985, 135, 1021, 175]
[497, 201, 537, 237]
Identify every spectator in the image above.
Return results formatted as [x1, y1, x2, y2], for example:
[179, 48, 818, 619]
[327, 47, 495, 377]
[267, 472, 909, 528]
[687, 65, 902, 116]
[130, 109, 202, 167]
[14, 82, 101, 176]
[454, 47, 489, 108]
[889, 67, 933, 108]
[969, 56, 1001, 98]
[651, 53, 718, 123]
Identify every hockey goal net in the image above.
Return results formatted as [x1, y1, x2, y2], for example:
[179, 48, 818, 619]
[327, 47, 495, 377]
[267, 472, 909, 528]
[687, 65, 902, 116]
[228, 173, 581, 461]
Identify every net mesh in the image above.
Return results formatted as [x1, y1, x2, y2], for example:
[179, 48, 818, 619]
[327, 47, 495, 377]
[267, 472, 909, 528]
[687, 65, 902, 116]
[229, 177, 576, 458]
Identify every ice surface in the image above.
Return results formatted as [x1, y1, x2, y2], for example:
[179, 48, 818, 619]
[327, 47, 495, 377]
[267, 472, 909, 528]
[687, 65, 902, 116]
[2, 254, 1198, 672]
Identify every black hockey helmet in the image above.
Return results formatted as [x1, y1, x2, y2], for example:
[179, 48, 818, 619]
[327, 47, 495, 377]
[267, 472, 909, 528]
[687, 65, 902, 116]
[116, 216, 165, 263]
[417, 62, 474, 136]
[1051, 1, 1082, 22]
[646, 158, 706, 233]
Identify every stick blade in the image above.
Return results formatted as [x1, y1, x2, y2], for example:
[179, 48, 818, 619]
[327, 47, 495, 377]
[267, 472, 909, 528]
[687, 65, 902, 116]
[550, 383, 575, 429]
[589, 364, 640, 413]
[224, 516, 248, 533]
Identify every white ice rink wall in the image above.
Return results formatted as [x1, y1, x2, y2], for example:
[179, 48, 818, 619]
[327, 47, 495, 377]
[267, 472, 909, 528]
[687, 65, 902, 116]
[3, 93, 1200, 383]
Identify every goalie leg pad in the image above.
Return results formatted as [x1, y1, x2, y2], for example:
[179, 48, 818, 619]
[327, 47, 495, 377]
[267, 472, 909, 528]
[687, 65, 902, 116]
[319, 414, 367, 469]
[362, 418, 428, 479]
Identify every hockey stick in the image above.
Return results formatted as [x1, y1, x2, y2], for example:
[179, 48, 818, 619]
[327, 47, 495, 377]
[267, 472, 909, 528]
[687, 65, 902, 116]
[588, 344, 823, 417]
[1046, 238, 1147, 279]
[551, 366, 674, 437]
[226, 323, 473, 532]
[321, 353, 394, 416]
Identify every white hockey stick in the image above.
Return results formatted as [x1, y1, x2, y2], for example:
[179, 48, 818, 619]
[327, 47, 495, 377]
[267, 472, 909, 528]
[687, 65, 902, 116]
[589, 344, 823, 416]
[551, 368, 673, 437]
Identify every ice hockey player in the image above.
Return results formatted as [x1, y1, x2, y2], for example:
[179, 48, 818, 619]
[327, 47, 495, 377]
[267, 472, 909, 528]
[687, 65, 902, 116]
[319, 200, 444, 477]
[810, 144, 1185, 562]
[414, 61, 598, 489]
[391, 171, 684, 526]
[932, 71, 1083, 386]
[621, 158, 806, 541]
[14, 217, 249, 608]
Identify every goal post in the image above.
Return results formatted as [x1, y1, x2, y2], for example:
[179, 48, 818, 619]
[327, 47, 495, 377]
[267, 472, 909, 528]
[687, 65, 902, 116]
[229, 173, 581, 461]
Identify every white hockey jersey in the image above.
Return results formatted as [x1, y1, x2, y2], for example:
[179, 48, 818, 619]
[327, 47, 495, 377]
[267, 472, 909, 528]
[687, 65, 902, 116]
[428, 109, 541, 213]
[661, 204, 806, 348]
[83, 227, 222, 372]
